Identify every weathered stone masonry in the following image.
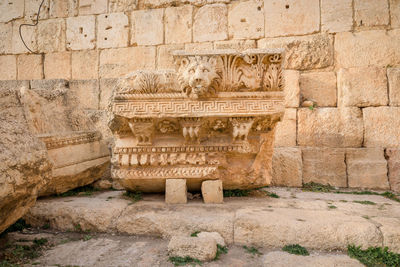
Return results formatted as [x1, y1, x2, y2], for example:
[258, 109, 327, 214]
[0, 0, 399, 191]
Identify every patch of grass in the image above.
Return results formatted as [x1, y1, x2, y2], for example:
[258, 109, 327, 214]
[42, 223, 50, 229]
[73, 223, 82, 232]
[302, 182, 335, 193]
[214, 244, 228, 260]
[353, 200, 376, 205]
[57, 185, 99, 197]
[33, 238, 47, 246]
[381, 192, 400, 203]
[282, 244, 310, 256]
[83, 235, 92, 241]
[190, 231, 200, 237]
[0, 261, 19, 267]
[123, 190, 142, 203]
[328, 205, 337, 209]
[3, 219, 31, 234]
[362, 215, 370, 219]
[223, 189, 250, 197]
[265, 191, 279, 198]
[347, 245, 400, 267]
[340, 200, 348, 202]
[168, 256, 202, 266]
[243, 245, 262, 256]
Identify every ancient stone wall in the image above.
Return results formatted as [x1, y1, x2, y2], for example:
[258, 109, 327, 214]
[0, 0, 399, 191]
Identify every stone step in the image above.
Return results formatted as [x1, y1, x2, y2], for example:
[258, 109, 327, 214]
[25, 188, 400, 253]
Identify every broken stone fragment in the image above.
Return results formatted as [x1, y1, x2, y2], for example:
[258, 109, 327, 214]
[168, 235, 217, 261]
[197, 231, 226, 247]
[201, 180, 223, 204]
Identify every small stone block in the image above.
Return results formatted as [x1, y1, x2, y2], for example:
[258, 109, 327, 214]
[201, 180, 223, 204]
[165, 179, 187, 204]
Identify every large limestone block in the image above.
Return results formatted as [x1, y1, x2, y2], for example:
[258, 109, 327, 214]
[228, 1, 264, 39]
[388, 68, 400, 106]
[17, 54, 43, 80]
[234, 207, 382, 250]
[391, 0, 400, 28]
[201, 180, 223, 204]
[71, 50, 98, 79]
[283, 70, 300, 108]
[44, 52, 71, 79]
[272, 147, 302, 187]
[321, 0, 352, 33]
[99, 47, 156, 78]
[166, 179, 187, 204]
[263, 251, 363, 267]
[346, 148, 389, 190]
[66, 15, 96, 50]
[0, 81, 52, 233]
[302, 148, 346, 187]
[99, 78, 118, 109]
[258, 33, 333, 70]
[363, 107, 400, 147]
[165, 6, 192, 44]
[338, 67, 388, 107]
[298, 108, 363, 148]
[37, 18, 66, 53]
[49, 0, 78, 18]
[386, 148, 400, 192]
[20, 80, 110, 196]
[97, 13, 129, 48]
[193, 4, 228, 42]
[168, 236, 217, 261]
[0, 0, 24, 23]
[299, 71, 337, 107]
[109, 0, 137, 12]
[131, 9, 163, 46]
[354, 0, 389, 27]
[185, 42, 213, 52]
[0, 55, 17, 80]
[79, 0, 108, 15]
[116, 204, 235, 243]
[264, 0, 319, 37]
[12, 19, 37, 54]
[274, 108, 296, 147]
[0, 22, 12, 54]
[335, 29, 400, 68]
[25, 0, 49, 20]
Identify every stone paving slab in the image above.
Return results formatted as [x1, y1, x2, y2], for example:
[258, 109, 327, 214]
[24, 188, 400, 252]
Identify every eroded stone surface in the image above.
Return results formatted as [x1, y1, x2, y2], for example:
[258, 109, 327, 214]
[17, 54, 43, 80]
[37, 19, 66, 53]
[258, 33, 333, 70]
[272, 147, 302, 187]
[201, 180, 223, 204]
[354, 0, 389, 27]
[388, 68, 400, 106]
[0, 0, 24, 23]
[386, 148, 400, 192]
[165, 6, 192, 44]
[346, 148, 389, 190]
[338, 67, 388, 107]
[0, 55, 17, 80]
[264, 0, 320, 37]
[98, 13, 129, 48]
[298, 108, 363, 148]
[363, 107, 400, 148]
[0, 81, 52, 233]
[168, 235, 217, 261]
[302, 147, 346, 187]
[66, 15, 96, 50]
[193, 4, 228, 42]
[131, 9, 163, 46]
[321, 0, 353, 33]
[228, 1, 264, 39]
[166, 179, 187, 204]
[299, 71, 337, 107]
[274, 108, 296, 147]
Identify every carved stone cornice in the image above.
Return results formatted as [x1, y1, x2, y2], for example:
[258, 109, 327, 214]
[37, 131, 102, 150]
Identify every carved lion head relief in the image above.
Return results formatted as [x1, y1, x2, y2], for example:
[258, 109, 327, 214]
[177, 56, 219, 99]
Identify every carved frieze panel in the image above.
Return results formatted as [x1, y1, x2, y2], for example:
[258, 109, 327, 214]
[109, 49, 285, 192]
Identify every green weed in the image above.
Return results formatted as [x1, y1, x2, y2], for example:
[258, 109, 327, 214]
[282, 244, 309, 256]
[168, 256, 202, 266]
[265, 191, 279, 198]
[302, 182, 335, 193]
[123, 190, 142, 203]
[347, 245, 400, 267]
[214, 244, 228, 260]
[190, 231, 200, 237]
[243, 245, 262, 256]
[353, 200, 376, 205]
[223, 189, 250, 197]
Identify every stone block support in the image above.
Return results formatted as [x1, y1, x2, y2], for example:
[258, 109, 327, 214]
[165, 179, 187, 204]
[201, 180, 223, 204]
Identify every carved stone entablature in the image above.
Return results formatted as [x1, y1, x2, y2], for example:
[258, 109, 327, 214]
[38, 131, 102, 150]
[109, 49, 285, 193]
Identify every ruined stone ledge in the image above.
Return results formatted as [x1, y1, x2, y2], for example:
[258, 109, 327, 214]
[25, 189, 400, 252]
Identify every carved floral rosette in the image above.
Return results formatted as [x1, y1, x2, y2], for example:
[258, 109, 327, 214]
[110, 49, 285, 192]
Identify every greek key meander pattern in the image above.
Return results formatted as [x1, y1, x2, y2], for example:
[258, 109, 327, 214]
[113, 99, 284, 117]
[112, 166, 218, 179]
[38, 131, 101, 149]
